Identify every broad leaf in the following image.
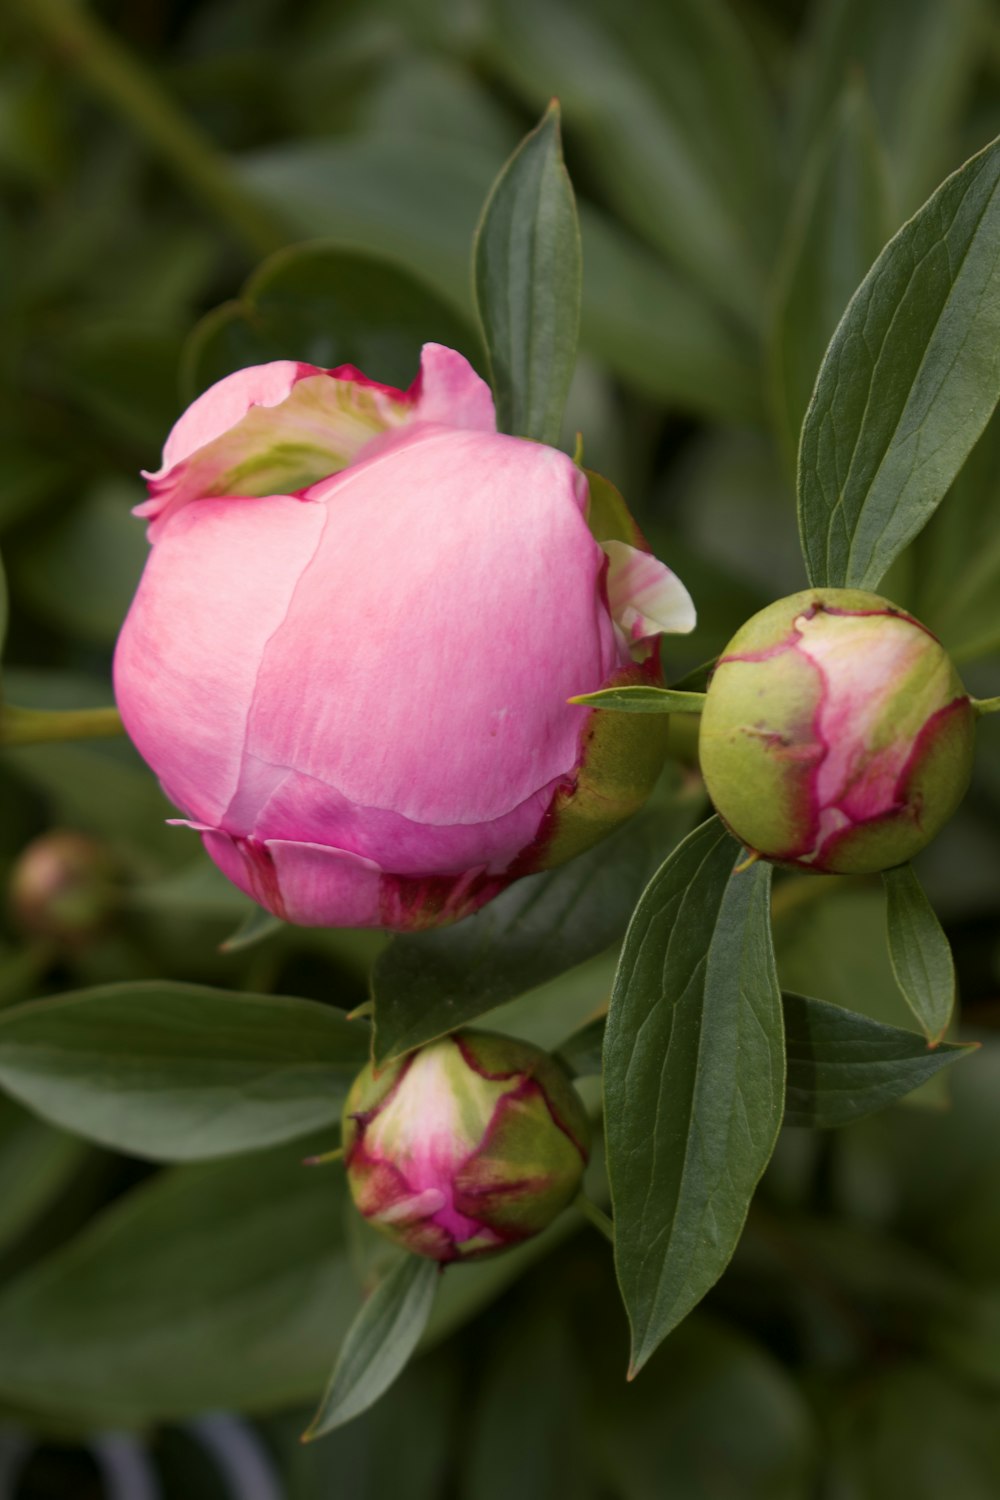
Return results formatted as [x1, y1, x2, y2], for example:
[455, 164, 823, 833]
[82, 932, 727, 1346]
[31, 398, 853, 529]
[0, 1098, 87, 1256]
[783, 992, 972, 1128]
[304, 1255, 438, 1439]
[372, 790, 701, 1065]
[0, 1144, 357, 1426]
[473, 103, 581, 445]
[604, 818, 785, 1375]
[798, 134, 1000, 590]
[883, 865, 956, 1044]
[0, 983, 369, 1160]
[769, 80, 891, 468]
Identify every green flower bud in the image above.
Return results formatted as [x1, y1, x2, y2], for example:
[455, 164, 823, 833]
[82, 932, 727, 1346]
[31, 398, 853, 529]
[342, 1031, 590, 1262]
[698, 588, 975, 874]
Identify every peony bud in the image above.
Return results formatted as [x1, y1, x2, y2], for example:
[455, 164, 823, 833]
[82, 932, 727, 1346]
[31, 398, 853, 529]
[9, 830, 117, 944]
[699, 588, 975, 874]
[114, 345, 695, 931]
[342, 1031, 590, 1262]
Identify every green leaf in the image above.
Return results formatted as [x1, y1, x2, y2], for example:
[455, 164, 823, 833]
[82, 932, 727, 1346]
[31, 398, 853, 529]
[798, 134, 1000, 590]
[0, 982, 370, 1160]
[782, 992, 973, 1128]
[473, 102, 581, 445]
[883, 864, 957, 1043]
[219, 904, 285, 954]
[372, 792, 701, 1066]
[0, 1143, 358, 1426]
[604, 818, 785, 1375]
[568, 686, 705, 714]
[304, 1255, 438, 1439]
[554, 1015, 606, 1078]
[769, 80, 891, 469]
[0, 1097, 87, 1256]
[183, 243, 479, 400]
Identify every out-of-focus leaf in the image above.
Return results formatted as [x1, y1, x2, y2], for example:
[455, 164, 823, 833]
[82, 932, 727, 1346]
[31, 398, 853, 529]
[597, 1316, 818, 1500]
[53, 325, 186, 450]
[883, 864, 956, 1044]
[0, 1097, 86, 1256]
[0, 983, 369, 1160]
[465, 1304, 597, 1500]
[798, 134, 1000, 590]
[236, 135, 760, 422]
[555, 1015, 606, 1078]
[304, 1255, 438, 1438]
[372, 787, 702, 1065]
[183, 243, 479, 400]
[769, 80, 891, 467]
[474, 103, 580, 447]
[15, 480, 147, 647]
[826, 1363, 1000, 1500]
[789, 0, 983, 216]
[782, 992, 973, 1128]
[219, 905, 284, 954]
[0, 1142, 357, 1426]
[604, 818, 784, 1375]
[483, 0, 779, 326]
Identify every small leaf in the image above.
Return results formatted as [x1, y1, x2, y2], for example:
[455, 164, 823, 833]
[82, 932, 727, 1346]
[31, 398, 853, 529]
[798, 134, 1000, 590]
[372, 794, 701, 1066]
[783, 992, 973, 1128]
[473, 101, 581, 445]
[220, 904, 284, 953]
[0, 983, 370, 1160]
[304, 1255, 439, 1439]
[555, 1016, 606, 1078]
[568, 686, 705, 713]
[604, 818, 785, 1376]
[883, 865, 957, 1043]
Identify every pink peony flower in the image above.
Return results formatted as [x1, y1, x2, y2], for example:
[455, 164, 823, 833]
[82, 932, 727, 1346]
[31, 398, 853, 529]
[342, 1030, 590, 1262]
[699, 588, 975, 874]
[114, 345, 695, 930]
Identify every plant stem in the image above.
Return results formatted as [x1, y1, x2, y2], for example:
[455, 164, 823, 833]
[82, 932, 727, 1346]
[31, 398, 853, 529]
[974, 695, 1000, 716]
[1, 704, 124, 746]
[574, 1193, 615, 1244]
[15, 0, 285, 259]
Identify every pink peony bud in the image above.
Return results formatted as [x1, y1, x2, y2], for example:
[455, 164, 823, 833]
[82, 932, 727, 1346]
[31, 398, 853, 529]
[114, 345, 694, 930]
[342, 1031, 590, 1262]
[9, 830, 117, 944]
[699, 588, 976, 874]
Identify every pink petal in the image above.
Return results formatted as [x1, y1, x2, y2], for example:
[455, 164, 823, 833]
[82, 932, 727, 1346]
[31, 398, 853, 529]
[199, 829, 384, 927]
[602, 539, 696, 654]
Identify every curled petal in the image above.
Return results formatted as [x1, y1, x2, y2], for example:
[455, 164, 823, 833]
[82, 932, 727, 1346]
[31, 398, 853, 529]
[138, 344, 495, 538]
[602, 539, 697, 655]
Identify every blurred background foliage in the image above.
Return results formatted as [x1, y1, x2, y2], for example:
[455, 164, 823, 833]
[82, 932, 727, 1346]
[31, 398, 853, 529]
[1, 0, 1000, 1494]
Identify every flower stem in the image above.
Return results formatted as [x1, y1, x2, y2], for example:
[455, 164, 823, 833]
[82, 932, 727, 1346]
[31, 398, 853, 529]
[15, 0, 285, 259]
[574, 1192, 615, 1244]
[974, 695, 1000, 716]
[0, 704, 124, 746]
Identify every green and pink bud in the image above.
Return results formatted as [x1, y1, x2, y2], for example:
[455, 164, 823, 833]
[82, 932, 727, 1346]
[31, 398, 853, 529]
[698, 588, 975, 875]
[342, 1031, 590, 1262]
[9, 831, 117, 944]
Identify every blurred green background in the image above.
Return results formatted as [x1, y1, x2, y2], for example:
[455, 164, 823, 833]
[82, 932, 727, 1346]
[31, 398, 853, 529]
[1, 0, 1000, 1494]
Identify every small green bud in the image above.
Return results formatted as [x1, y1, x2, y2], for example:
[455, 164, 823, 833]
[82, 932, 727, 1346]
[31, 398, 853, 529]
[342, 1031, 590, 1262]
[698, 588, 975, 874]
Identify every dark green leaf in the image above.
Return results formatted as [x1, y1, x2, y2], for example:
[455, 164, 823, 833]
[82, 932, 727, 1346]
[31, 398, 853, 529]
[798, 134, 1000, 590]
[473, 103, 581, 445]
[183, 243, 479, 400]
[372, 792, 701, 1065]
[568, 686, 705, 714]
[769, 80, 891, 468]
[304, 1255, 438, 1439]
[555, 1016, 606, 1078]
[883, 864, 956, 1043]
[0, 1097, 87, 1256]
[782, 991, 972, 1128]
[0, 1144, 357, 1426]
[0, 982, 370, 1160]
[604, 818, 785, 1374]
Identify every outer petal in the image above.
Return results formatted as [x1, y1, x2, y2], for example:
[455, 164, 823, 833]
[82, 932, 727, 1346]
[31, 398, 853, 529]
[113, 495, 327, 826]
[138, 344, 494, 538]
[198, 829, 383, 926]
[602, 539, 697, 655]
[234, 426, 620, 834]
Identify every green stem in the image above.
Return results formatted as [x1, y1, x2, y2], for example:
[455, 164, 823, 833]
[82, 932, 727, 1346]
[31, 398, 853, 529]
[574, 1193, 615, 1244]
[973, 695, 1000, 716]
[1, 704, 124, 746]
[15, 0, 285, 258]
